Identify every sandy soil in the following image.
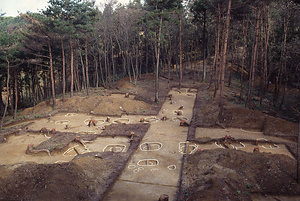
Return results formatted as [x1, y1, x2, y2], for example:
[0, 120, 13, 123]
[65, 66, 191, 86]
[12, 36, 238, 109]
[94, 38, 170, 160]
[0, 73, 299, 201]
[20, 93, 152, 117]
[104, 88, 196, 200]
[0, 123, 150, 201]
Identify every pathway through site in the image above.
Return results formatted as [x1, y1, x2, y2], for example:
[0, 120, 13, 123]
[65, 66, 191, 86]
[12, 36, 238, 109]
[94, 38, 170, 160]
[103, 88, 197, 201]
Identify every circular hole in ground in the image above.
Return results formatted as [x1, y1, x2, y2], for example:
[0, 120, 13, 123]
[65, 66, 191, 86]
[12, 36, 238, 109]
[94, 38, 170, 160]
[55, 120, 70, 125]
[113, 118, 130, 124]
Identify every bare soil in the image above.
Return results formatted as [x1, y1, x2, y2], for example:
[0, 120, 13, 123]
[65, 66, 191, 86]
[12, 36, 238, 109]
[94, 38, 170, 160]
[0, 123, 149, 201]
[179, 149, 300, 201]
[0, 72, 299, 201]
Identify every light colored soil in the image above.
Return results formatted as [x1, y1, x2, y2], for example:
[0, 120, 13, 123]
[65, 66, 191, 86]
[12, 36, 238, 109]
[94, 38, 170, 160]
[20, 94, 151, 117]
[0, 132, 132, 165]
[104, 88, 196, 201]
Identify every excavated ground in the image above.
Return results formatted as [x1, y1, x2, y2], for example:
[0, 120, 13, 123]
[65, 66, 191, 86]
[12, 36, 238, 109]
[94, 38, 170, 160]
[0, 72, 299, 201]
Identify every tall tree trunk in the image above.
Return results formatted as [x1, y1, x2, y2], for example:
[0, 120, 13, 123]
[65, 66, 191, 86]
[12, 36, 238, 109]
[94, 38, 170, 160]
[61, 37, 66, 102]
[85, 36, 89, 96]
[228, 22, 235, 88]
[138, 32, 142, 79]
[146, 39, 149, 74]
[74, 51, 81, 92]
[261, 4, 270, 105]
[193, 42, 197, 83]
[175, 36, 179, 78]
[13, 69, 18, 119]
[111, 36, 115, 84]
[155, 16, 162, 103]
[104, 44, 109, 84]
[280, 9, 288, 110]
[95, 55, 99, 88]
[48, 41, 56, 108]
[179, 13, 183, 89]
[98, 49, 105, 87]
[130, 54, 136, 84]
[33, 65, 38, 105]
[80, 52, 86, 90]
[168, 35, 172, 88]
[9, 83, 13, 115]
[1, 51, 10, 131]
[202, 9, 207, 82]
[126, 49, 132, 83]
[213, 4, 221, 97]
[218, 15, 226, 92]
[260, 4, 270, 106]
[246, 7, 260, 108]
[219, 0, 232, 117]
[240, 16, 249, 102]
[0, 83, 4, 111]
[70, 37, 74, 97]
[135, 43, 139, 84]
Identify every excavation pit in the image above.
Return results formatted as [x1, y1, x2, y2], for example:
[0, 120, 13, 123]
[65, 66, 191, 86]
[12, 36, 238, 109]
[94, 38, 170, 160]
[63, 143, 89, 156]
[144, 116, 160, 123]
[173, 110, 183, 115]
[179, 142, 199, 154]
[113, 118, 130, 124]
[103, 144, 127, 153]
[167, 165, 176, 170]
[65, 113, 78, 117]
[140, 142, 163, 151]
[84, 119, 105, 125]
[86, 137, 130, 153]
[137, 159, 159, 166]
[55, 120, 70, 125]
[172, 116, 189, 122]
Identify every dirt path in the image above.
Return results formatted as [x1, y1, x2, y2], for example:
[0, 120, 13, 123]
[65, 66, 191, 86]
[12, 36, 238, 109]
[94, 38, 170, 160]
[103, 88, 197, 201]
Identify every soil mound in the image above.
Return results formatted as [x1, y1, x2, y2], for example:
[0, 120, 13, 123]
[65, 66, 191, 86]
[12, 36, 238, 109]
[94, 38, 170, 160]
[0, 162, 90, 201]
[20, 95, 151, 117]
[180, 149, 300, 201]
[116, 77, 136, 89]
[19, 101, 53, 117]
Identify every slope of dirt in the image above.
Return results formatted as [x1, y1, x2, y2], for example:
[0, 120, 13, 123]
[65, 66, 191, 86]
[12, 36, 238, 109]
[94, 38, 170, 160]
[179, 149, 300, 201]
[20, 95, 152, 117]
[192, 82, 299, 142]
[16, 74, 175, 122]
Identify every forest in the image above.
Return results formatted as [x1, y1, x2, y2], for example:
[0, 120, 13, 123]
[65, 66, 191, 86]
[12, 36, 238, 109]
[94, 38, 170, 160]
[0, 0, 299, 127]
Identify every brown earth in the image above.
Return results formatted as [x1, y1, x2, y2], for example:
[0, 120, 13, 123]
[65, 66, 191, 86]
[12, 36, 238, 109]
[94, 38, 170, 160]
[191, 83, 298, 141]
[0, 72, 299, 201]
[179, 149, 300, 201]
[20, 93, 152, 117]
